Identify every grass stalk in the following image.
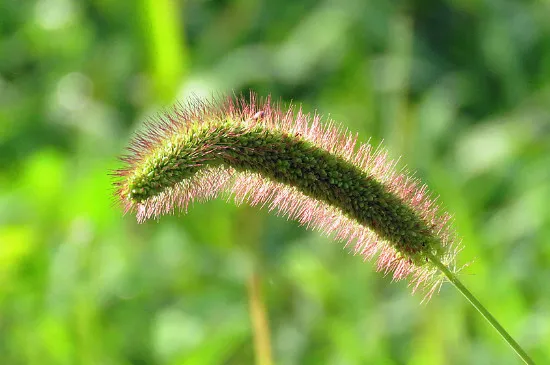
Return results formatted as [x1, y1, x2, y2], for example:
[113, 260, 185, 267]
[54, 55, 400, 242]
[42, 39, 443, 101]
[247, 268, 274, 365]
[237, 206, 273, 365]
[428, 254, 534, 365]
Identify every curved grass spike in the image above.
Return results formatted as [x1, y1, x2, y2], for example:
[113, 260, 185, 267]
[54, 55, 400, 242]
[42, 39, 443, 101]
[115, 93, 457, 295]
[113, 93, 533, 363]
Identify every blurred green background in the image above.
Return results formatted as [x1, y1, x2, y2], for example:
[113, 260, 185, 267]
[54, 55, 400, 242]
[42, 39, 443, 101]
[1, 0, 549, 364]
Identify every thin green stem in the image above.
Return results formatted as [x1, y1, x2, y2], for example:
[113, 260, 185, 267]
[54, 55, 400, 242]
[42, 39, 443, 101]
[237, 206, 273, 365]
[428, 253, 534, 365]
[247, 269, 274, 365]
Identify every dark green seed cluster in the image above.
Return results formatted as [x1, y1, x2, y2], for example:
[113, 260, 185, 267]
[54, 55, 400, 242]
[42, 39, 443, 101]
[128, 122, 444, 264]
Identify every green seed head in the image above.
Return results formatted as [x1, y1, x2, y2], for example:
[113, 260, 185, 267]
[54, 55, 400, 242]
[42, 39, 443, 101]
[113, 93, 459, 298]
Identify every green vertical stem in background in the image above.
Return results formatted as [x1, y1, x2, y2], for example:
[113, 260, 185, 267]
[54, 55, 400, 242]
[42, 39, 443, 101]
[428, 254, 535, 365]
[247, 268, 274, 365]
[383, 13, 413, 157]
[142, 0, 189, 101]
[236, 206, 273, 365]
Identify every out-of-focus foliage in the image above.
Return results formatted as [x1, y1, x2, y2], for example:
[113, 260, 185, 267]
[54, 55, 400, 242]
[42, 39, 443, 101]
[1, 0, 549, 364]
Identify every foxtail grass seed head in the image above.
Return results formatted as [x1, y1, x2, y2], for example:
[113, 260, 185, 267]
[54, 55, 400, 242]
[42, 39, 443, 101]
[113, 93, 460, 298]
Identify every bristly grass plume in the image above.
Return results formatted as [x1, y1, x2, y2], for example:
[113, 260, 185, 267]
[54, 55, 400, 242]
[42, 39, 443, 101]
[113, 92, 459, 298]
[113, 93, 535, 364]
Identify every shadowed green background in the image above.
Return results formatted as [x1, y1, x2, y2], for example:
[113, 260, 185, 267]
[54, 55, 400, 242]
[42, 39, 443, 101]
[1, 0, 549, 364]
